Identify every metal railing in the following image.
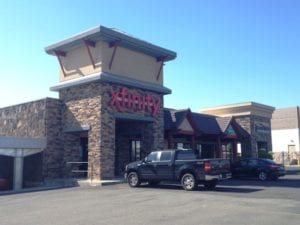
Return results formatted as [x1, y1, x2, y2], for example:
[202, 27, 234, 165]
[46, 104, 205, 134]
[66, 161, 93, 180]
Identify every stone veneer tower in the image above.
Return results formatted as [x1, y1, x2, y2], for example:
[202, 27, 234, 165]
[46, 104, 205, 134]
[45, 26, 176, 181]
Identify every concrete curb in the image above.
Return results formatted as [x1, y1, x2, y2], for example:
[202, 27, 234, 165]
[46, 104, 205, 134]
[0, 178, 126, 196]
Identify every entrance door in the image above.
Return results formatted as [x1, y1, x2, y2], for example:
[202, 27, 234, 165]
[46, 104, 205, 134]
[130, 137, 141, 162]
[79, 137, 88, 178]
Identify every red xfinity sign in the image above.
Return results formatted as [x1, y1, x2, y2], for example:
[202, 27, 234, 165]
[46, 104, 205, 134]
[110, 87, 161, 116]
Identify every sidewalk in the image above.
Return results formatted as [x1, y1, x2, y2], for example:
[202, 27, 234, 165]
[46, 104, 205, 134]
[0, 177, 126, 196]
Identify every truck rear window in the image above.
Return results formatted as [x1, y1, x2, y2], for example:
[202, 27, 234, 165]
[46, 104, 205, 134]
[176, 151, 198, 160]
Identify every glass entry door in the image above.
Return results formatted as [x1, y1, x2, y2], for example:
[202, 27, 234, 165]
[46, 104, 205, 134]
[130, 137, 141, 162]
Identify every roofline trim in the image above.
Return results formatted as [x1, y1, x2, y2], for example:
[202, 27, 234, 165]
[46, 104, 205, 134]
[200, 102, 275, 112]
[45, 25, 177, 61]
[50, 72, 172, 94]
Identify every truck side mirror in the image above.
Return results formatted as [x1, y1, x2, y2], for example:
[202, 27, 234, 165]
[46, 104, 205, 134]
[144, 157, 151, 163]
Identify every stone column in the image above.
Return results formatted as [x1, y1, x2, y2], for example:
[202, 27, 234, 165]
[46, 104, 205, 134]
[13, 149, 26, 191]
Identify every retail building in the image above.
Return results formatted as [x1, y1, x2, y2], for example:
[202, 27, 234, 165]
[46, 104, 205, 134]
[0, 26, 274, 190]
[271, 107, 300, 164]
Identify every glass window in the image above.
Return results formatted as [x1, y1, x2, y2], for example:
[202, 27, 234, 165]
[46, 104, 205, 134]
[159, 151, 172, 161]
[176, 151, 197, 160]
[131, 140, 141, 161]
[146, 152, 158, 162]
[222, 143, 232, 160]
[248, 159, 258, 166]
[257, 142, 268, 152]
[196, 144, 202, 157]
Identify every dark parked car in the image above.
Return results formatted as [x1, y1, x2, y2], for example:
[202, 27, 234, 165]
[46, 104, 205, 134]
[231, 158, 286, 181]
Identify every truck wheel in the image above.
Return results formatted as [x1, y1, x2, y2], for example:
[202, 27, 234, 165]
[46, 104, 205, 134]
[258, 171, 268, 181]
[204, 180, 218, 189]
[181, 173, 197, 191]
[127, 172, 141, 187]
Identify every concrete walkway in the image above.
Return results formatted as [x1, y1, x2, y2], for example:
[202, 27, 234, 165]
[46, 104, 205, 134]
[0, 177, 125, 196]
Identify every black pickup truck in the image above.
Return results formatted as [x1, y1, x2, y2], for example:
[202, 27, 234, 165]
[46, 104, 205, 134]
[125, 149, 232, 191]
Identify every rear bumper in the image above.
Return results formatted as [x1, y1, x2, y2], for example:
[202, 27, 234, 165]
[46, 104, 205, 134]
[205, 173, 232, 181]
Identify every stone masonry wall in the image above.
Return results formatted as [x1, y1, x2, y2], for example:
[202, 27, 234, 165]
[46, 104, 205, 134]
[0, 98, 64, 180]
[60, 81, 165, 180]
[0, 99, 47, 138]
[100, 82, 164, 179]
[251, 115, 273, 157]
[59, 82, 102, 180]
[234, 116, 252, 158]
[43, 98, 64, 179]
[234, 115, 272, 158]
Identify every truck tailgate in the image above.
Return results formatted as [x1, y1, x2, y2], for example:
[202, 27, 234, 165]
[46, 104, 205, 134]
[205, 159, 231, 174]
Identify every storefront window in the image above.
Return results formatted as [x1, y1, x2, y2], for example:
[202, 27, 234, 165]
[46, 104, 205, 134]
[257, 142, 268, 152]
[131, 140, 141, 161]
[237, 142, 242, 158]
[222, 143, 232, 160]
[196, 144, 202, 158]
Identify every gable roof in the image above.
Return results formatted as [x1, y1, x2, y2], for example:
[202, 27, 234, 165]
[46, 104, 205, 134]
[216, 117, 233, 133]
[164, 108, 244, 138]
[164, 109, 225, 135]
[191, 113, 221, 135]
[164, 108, 191, 130]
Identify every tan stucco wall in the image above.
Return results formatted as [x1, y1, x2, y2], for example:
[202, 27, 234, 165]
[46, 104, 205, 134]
[59, 44, 102, 82]
[201, 103, 274, 119]
[101, 42, 163, 85]
[58, 40, 163, 85]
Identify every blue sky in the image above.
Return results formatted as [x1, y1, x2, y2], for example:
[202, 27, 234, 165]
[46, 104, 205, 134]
[0, 0, 299, 111]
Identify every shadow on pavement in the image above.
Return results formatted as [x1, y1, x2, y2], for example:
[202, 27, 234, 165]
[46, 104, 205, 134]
[220, 177, 300, 189]
[138, 183, 262, 193]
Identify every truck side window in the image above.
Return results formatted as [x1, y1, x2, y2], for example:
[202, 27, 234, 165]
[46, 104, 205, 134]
[146, 152, 158, 162]
[176, 151, 197, 160]
[159, 151, 172, 161]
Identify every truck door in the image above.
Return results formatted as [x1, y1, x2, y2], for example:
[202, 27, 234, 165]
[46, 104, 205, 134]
[138, 152, 158, 180]
[153, 151, 173, 180]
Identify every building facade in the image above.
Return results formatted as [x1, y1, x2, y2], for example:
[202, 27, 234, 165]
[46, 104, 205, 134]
[0, 26, 275, 190]
[271, 107, 300, 164]
[201, 102, 275, 158]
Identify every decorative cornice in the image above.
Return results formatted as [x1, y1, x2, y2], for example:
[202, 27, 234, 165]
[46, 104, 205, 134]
[45, 25, 176, 62]
[50, 72, 172, 94]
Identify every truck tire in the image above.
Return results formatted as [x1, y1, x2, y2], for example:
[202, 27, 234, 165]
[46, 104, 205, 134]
[127, 172, 141, 187]
[181, 173, 197, 191]
[204, 180, 218, 189]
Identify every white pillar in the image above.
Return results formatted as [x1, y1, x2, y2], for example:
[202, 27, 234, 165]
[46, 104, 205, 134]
[13, 149, 24, 191]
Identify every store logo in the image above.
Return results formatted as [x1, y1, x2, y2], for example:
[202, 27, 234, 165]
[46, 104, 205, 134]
[110, 87, 161, 116]
[255, 123, 270, 133]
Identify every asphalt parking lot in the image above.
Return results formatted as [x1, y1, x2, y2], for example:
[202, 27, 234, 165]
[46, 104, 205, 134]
[0, 168, 300, 225]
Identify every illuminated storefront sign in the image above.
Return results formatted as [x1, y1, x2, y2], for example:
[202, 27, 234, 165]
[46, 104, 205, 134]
[110, 87, 161, 116]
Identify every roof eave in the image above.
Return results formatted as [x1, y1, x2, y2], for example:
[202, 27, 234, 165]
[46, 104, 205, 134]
[45, 25, 177, 61]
